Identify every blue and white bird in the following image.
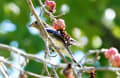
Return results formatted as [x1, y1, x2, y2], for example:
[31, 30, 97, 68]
[29, 21, 82, 67]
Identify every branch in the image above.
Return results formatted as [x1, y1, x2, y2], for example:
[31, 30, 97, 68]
[27, 0, 48, 40]
[0, 57, 52, 78]
[78, 67, 120, 72]
[0, 43, 120, 73]
[44, 38, 51, 76]
[52, 67, 59, 78]
[0, 63, 9, 78]
[79, 49, 108, 63]
[0, 43, 66, 68]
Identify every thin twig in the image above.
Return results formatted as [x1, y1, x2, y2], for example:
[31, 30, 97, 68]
[43, 38, 51, 76]
[54, 13, 65, 19]
[79, 49, 108, 63]
[78, 67, 120, 72]
[52, 67, 59, 78]
[0, 63, 9, 78]
[116, 71, 120, 78]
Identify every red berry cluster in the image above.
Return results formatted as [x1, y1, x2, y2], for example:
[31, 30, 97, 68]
[52, 19, 66, 31]
[52, 19, 71, 46]
[44, 0, 70, 46]
[44, 0, 66, 31]
[105, 47, 120, 67]
[45, 0, 56, 12]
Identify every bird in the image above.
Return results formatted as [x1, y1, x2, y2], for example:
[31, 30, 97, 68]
[29, 21, 82, 67]
[29, 21, 70, 56]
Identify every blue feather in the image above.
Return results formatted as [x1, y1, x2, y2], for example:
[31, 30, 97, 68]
[46, 28, 61, 37]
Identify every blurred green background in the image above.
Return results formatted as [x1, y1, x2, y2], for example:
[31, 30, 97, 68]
[0, 0, 120, 78]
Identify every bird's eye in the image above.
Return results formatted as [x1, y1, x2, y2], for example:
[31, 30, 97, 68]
[70, 40, 73, 41]
[70, 38, 74, 41]
[35, 21, 38, 24]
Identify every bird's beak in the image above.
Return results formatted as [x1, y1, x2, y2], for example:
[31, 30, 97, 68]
[29, 23, 33, 27]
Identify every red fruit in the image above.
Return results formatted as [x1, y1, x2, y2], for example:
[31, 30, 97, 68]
[45, 0, 56, 12]
[105, 47, 118, 59]
[52, 19, 66, 31]
[111, 54, 120, 67]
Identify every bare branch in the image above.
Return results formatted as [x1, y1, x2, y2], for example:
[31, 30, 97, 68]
[0, 57, 52, 78]
[52, 67, 59, 78]
[44, 38, 51, 77]
[78, 67, 120, 72]
[1, 43, 120, 74]
[79, 49, 108, 63]
[27, 0, 48, 40]
[54, 13, 65, 19]
[0, 63, 9, 78]
[0, 43, 66, 68]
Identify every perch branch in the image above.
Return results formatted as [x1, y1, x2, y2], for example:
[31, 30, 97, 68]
[0, 43, 66, 68]
[0, 44, 120, 73]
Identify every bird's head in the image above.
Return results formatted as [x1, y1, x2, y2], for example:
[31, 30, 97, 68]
[29, 21, 40, 29]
